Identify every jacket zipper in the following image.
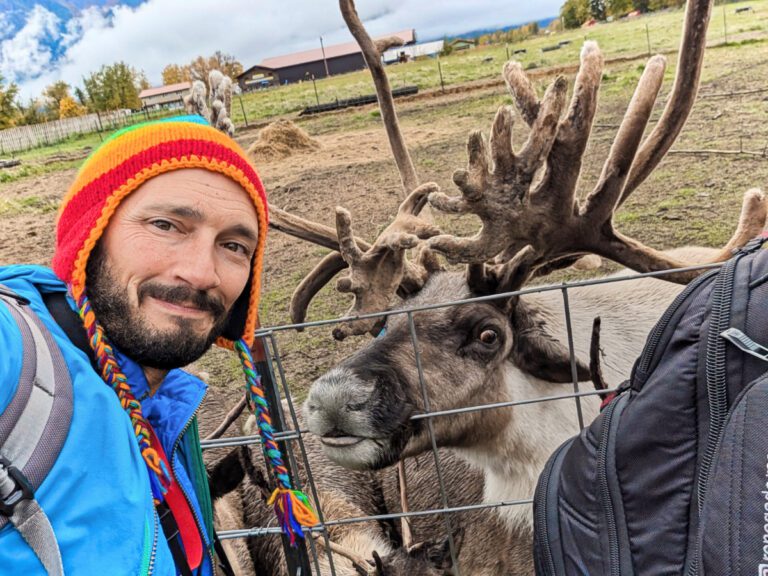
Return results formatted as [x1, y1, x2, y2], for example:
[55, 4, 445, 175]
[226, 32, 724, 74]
[147, 505, 159, 576]
[170, 390, 216, 574]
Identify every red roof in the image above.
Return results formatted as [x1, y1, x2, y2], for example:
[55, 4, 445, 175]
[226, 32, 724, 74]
[139, 82, 192, 99]
[258, 29, 415, 70]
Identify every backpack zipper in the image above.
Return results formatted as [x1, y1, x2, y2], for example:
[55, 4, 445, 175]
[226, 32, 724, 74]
[597, 393, 624, 575]
[533, 438, 573, 575]
[697, 254, 739, 512]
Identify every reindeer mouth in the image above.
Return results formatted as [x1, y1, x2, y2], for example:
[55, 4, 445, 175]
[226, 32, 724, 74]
[320, 435, 364, 448]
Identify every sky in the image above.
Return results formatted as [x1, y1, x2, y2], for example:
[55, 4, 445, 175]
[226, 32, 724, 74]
[0, 0, 563, 100]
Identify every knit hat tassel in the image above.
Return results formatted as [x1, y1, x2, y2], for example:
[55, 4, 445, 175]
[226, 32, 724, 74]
[268, 488, 318, 546]
[235, 339, 318, 544]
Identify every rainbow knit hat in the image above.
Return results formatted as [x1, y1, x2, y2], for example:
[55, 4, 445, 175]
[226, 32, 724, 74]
[52, 114, 268, 348]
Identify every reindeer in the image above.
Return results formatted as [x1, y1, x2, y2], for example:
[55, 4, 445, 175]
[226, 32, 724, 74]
[276, 0, 768, 555]
[205, 403, 522, 575]
[194, 1, 765, 572]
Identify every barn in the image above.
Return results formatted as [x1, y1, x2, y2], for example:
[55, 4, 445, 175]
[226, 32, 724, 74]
[237, 29, 416, 91]
[138, 82, 192, 110]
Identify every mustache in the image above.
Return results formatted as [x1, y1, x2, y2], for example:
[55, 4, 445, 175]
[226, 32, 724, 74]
[138, 283, 226, 316]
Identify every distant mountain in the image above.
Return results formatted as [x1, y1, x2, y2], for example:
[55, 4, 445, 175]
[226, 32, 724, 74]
[436, 16, 558, 42]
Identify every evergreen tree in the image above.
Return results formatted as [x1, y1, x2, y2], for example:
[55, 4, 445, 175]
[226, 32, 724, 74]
[591, 0, 607, 19]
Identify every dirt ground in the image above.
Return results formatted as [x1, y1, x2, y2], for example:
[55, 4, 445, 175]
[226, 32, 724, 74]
[1, 43, 767, 400]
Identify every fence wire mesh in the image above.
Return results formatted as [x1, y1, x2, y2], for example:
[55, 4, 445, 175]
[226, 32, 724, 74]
[202, 262, 722, 575]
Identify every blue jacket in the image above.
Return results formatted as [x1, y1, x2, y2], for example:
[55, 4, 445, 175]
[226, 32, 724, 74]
[0, 265, 215, 576]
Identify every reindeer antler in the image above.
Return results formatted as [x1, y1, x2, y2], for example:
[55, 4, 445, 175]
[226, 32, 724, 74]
[426, 0, 766, 291]
[281, 0, 765, 340]
[285, 0, 445, 339]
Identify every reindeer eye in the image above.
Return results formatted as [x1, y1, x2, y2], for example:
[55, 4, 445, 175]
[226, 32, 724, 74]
[479, 329, 498, 345]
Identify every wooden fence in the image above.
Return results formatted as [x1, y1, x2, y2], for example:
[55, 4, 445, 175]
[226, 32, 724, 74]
[0, 110, 139, 155]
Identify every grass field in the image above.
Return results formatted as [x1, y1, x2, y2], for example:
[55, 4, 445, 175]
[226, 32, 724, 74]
[231, 0, 768, 124]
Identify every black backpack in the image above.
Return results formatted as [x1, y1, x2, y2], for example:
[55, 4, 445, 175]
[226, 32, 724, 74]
[533, 237, 768, 575]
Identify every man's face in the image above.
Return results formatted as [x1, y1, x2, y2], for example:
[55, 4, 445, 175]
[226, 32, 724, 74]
[85, 168, 260, 369]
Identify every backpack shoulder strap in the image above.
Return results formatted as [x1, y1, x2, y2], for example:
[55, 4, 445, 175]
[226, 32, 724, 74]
[0, 285, 72, 576]
[41, 291, 95, 369]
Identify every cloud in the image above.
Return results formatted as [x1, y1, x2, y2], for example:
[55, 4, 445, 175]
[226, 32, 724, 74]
[1, 5, 61, 82]
[9, 0, 562, 99]
[0, 13, 14, 40]
[61, 6, 111, 50]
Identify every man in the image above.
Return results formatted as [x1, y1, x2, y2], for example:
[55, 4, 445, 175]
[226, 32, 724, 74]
[0, 116, 272, 575]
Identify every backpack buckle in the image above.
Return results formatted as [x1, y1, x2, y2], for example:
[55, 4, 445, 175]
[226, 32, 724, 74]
[738, 231, 768, 255]
[0, 457, 34, 517]
[0, 285, 30, 306]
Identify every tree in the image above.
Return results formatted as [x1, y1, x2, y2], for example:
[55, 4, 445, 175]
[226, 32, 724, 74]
[136, 70, 151, 91]
[162, 63, 191, 85]
[43, 81, 71, 110]
[590, 0, 607, 19]
[561, 0, 591, 27]
[162, 52, 243, 89]
[15, 99, 47, 126]
[73, 86, 89, 108]
[208, 51, 243, 79]
[83, 61, 143, 112]
[59, 95, 86, 118]
[0, 74, 19, 129]
[607, 0, 634, 15]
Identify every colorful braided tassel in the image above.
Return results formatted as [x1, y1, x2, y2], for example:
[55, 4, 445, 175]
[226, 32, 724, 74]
[71, 286, 171, 502]
[235, 339, 318, 544]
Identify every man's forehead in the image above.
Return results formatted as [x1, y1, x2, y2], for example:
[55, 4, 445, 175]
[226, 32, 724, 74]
[116, 168, 260, 235]
[137, 168, 251, 196]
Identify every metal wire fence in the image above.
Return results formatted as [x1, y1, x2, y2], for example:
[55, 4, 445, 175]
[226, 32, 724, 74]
[201, 261, 723, 575]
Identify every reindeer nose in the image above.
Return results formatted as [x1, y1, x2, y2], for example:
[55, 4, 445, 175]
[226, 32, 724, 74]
[304, 367, 376, 436]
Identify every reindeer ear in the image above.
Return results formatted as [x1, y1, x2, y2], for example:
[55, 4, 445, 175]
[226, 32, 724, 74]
[419, 528, 464, 572]
[510, 300, 590, 384]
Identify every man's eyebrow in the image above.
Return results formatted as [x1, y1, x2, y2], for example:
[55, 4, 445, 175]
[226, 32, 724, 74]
[144, 204, 258, 243]
[228, 224, 259, 244]
[145, 204, 205, 220]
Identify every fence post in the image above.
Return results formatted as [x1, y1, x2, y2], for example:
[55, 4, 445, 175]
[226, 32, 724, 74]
[645, 23, 651, 56]
[311, 74, 320, 106]
[437, 57, 445, 92]
[238, 95, 249, 127]
[250, 322, 313, 576]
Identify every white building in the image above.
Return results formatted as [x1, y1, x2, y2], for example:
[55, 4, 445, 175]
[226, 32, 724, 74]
[383, 40, 445, 64]
[139, 82, 192, 109]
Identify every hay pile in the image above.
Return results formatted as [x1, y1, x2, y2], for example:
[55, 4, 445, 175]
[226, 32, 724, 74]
[247, 120, 320, 163]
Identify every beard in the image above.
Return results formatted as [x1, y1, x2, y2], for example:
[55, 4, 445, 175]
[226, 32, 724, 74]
[85, 245, 232, 370]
